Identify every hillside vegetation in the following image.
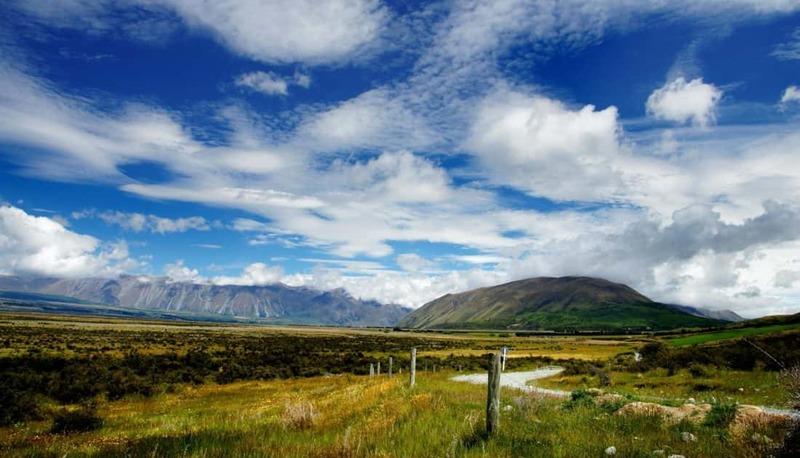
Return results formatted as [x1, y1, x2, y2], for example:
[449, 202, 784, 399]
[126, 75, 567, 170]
[400, 277, 723, 331]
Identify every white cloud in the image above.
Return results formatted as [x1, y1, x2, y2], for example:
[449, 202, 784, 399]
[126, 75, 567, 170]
[233, 70, 312, 96]
[467, 88, 624, 201]
[646, 77, 723, 127]
[212, 262, 283, 286]
[781, 85, 800, 104]
[396, 253, 434, 272]
[235, 71, 289, 96]
[162, 0, 388, 64]
[164, 259, 205, 283]
[0, 205, 133, 277]
[772, 27, 800, 60]
[73, 210, 212, 234]
[4, 0, 800, 318]
[283, 267, 506, 308]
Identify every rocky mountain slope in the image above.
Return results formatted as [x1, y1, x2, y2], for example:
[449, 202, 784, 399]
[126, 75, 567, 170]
[0, 275, 410, 327]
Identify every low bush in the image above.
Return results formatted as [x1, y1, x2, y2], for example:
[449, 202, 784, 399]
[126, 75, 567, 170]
[0, 387, 41, 426]
[688, 363, 708, 378]
[703, 401, 738, 428]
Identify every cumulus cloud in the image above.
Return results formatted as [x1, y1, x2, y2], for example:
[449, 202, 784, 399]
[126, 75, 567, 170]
[467, 88, 624, 201]
[781, 85, 800, 104]
[164, 259, 205, 283]
[212, 262, 284, 286]
[0, 205, 133, 277]
[4, 0, 800, 318]
[646, 77, 723, 127]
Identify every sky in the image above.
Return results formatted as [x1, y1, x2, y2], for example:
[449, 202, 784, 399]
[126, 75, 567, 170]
[1, 1, 800, 317]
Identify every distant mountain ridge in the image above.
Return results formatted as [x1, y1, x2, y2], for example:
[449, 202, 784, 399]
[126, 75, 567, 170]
[398, 276, 735, 331]
[0, 275, 410, 327]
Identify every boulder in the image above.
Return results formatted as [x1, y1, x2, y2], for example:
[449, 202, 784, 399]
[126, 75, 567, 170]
[729, 405, 794, 439]
[615, 402, 711, 424]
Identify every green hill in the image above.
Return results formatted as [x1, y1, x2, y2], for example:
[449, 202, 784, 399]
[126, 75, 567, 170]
[398, 276, 724, 331]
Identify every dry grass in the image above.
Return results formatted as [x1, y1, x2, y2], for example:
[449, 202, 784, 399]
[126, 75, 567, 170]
[282, 400, 318, 430]
[781, 365, 800, 409]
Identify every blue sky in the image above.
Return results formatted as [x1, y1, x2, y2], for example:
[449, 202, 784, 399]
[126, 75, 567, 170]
[1, 1, 800, 316]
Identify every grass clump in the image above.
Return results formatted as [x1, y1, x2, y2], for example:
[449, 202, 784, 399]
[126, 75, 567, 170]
[703, 401, 738, 428]
[281, 400, 318, 430]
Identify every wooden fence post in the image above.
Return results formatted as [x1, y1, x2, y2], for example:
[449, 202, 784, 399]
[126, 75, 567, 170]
[370, 363, 375, 377]
[486, 352, 501, 435]
[377, 362, 381, 376]
[409, 348, 416, 388]
[388, 357, 393, 376]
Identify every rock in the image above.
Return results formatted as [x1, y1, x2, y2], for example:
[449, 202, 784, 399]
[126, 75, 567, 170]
[503, 405, 513, 412]
[615, 402, 711, 424]
[729, 404, 794, 439]
[604, 446, 617, 455]
[681, 431, 697, 442]
[596, 393, 625, 407]
[651, 450, 665, 456]
[587, 388, 605, 397]
[667, 455, 685, 458]
[686, 397, 696, 404]
[738, 387, 745, 392]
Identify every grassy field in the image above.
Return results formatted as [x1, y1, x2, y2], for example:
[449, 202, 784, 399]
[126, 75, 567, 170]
[668, 323, 800, 346]
[1, 372, 790, 457]
[1, 312, 797, 457]
[538, 366, 790, 408]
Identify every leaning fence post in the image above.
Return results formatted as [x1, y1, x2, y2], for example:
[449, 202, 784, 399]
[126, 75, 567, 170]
[388, 357, 393, 376]
[370, 363, 375, 377]
[486, 352, 501, 435]
[377, 362, 381, 376]
[409, 348, 416, 388]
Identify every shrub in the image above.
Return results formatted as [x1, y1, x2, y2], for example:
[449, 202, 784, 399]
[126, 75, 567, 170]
[703, 401, 738, 428]
[0, 388, 41, 426]
[590, 366, 611, 387]
[50, 403, 103, 434]
[688, 363, 708, 378]
[564, 389, 594, 410]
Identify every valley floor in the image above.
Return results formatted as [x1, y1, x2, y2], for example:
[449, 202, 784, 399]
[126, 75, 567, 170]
[1, 371, 793, 457]
[1, 313, 798, 457]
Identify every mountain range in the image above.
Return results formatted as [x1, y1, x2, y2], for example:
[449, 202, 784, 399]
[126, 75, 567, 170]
[0, 275, 410, 327]
[398, 276, 742, 331]
[0, 274, 743, 330]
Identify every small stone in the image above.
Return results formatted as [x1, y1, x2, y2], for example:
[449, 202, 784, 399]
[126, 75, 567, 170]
[667, 455, 685, 458]
[681, 431, 697, 442]
[503, 405, 513, 412]
[738, 387, 745, 392]
[652, 451, 665, 456]
[686, 397, 696, 404]
[605, 446, 617, 456]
